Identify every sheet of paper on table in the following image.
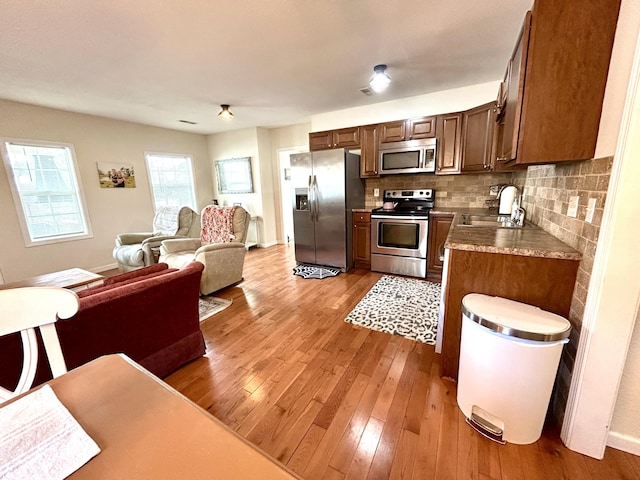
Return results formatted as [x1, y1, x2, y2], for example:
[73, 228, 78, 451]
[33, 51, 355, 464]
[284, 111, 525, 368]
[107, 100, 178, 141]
[0, 384, 100, 480]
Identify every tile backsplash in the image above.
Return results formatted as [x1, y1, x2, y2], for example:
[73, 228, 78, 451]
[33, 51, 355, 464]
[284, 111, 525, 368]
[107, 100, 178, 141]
[515, 156, 613, 423]
[364, 172, 513, 209]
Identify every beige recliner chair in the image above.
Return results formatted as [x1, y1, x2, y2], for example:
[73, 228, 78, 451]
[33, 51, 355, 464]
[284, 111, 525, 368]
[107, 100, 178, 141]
[159, 205, 251, 295]
[113, 206, 199, 272]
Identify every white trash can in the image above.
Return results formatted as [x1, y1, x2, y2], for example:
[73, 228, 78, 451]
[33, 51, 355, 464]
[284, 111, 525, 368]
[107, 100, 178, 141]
[457, 293, 571, 445]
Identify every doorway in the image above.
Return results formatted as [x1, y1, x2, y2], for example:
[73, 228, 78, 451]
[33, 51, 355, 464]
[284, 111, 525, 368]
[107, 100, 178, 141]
[278, 147, 307, 244]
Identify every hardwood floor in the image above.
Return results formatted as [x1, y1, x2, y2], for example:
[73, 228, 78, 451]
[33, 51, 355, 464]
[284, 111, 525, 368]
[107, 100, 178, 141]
[165, 244, 640, 479]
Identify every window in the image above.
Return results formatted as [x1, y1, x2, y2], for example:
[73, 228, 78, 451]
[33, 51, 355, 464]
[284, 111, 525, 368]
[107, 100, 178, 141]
[145, 153, 197, 211]
[1, 139, 92, 246]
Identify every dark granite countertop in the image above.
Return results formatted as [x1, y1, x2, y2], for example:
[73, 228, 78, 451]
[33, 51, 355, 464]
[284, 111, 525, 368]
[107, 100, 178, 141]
[438, 208, 581, 260]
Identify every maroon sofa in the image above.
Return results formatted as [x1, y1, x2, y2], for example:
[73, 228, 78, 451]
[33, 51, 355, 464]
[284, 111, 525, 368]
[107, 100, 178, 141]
[0, 262, 205, 391]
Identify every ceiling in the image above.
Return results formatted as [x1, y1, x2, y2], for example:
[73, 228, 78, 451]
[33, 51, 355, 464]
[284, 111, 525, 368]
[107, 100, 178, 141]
[0, 0, 533, 135]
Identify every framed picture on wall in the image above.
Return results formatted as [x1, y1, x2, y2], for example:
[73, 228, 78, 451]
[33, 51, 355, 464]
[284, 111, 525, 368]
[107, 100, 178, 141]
[97, 162, 136, 188]
[215, 157, 253, 194]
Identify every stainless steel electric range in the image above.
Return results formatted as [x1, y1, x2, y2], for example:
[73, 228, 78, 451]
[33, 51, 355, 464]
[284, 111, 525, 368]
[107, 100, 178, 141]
[370, 189, 435, 278]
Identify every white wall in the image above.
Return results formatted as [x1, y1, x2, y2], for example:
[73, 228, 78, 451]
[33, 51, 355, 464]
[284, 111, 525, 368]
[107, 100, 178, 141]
[609, 308, 640, 454]
[595, 0, 640, 157]
[311, 81, 500, 131]
[562, 1, 640, 455]
[267, 123, 310, 243]
[603, 1, 640, 448]
[0, 99, 211, 280]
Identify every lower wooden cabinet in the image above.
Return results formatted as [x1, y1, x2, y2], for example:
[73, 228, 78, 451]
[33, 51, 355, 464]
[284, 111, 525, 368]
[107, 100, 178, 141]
[353, 212, 371, 269]
[427, 213, 454, 281]
[440, 249, 579, 380]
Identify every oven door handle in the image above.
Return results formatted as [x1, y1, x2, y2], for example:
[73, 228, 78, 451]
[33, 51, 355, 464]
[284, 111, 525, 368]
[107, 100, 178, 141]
[371, 215, 428, 221]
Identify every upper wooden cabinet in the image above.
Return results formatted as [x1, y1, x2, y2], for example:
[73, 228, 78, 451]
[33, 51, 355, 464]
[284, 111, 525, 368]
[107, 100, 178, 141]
[360, 124, 379, 178]
[379, 120, 406, 143]
[496, 0, 621, 166]
[461, 102, 496, 173]
[309, 126, 360, 151]
[408, 117, 436, 139]
[380, 116, 436, 143]
[436, 113, 462, 175]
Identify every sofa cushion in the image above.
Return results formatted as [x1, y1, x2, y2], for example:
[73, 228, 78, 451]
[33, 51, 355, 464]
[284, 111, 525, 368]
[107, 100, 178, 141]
[77, 268, 178, 298]
[113, 243, 145, 266]
[103, 263, 168, 286]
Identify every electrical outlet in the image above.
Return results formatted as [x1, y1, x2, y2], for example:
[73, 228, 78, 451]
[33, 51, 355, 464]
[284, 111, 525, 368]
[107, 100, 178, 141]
[567, 196, 579, 218]
[585, 198, 597, 223]
[374, 188, 380, 197]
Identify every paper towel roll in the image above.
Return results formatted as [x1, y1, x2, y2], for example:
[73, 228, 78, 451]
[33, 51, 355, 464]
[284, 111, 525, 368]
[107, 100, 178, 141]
[498, 186, 517, 215]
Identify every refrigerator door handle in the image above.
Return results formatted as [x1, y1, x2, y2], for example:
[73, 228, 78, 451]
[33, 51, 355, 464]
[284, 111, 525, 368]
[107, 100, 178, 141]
[308, 175, 315, 221]
[312, 175, 319, 221]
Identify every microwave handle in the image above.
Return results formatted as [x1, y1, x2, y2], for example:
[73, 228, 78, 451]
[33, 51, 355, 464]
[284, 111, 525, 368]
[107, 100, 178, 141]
[419, 148, 427, 170]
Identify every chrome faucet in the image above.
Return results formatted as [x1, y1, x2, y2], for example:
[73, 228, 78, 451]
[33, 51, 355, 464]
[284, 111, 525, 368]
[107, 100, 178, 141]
[511, 206, 526, 227]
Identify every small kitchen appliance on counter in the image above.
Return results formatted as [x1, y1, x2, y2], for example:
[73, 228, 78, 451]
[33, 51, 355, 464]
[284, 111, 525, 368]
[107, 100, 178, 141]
[497, 185, 519, 216]
[370, 189, 435, 278]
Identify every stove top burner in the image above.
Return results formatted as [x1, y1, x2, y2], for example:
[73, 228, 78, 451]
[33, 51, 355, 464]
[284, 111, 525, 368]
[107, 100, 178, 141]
[373, 188, 435, 217]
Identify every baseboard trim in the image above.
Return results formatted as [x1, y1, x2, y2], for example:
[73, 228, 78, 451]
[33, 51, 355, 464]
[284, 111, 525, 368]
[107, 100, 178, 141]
[607, 431, 640, 456]
[258, 241, 278, 248]
[92, 262, 118, 273]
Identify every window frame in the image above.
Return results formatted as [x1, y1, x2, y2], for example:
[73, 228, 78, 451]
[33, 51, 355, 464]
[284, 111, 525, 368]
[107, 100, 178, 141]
[144, 152, 198, 212]
[1, 137, 93, 247]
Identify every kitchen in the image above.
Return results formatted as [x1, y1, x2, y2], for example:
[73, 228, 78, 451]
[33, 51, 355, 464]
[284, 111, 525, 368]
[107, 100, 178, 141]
[0, 0, 637, 466]
[293, 0, 637, 459]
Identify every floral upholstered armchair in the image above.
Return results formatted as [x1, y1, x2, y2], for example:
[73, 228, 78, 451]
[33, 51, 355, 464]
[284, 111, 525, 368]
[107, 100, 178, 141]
[113, 206, 199, 272]
[159, 205, 251, 295]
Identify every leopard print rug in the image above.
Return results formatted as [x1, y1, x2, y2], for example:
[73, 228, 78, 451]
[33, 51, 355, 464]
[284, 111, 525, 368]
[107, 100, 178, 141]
[344, 275, 441, 344]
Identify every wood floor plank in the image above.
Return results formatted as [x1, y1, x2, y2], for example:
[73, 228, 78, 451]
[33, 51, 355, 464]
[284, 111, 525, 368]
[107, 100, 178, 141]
[389, 429, 419, 480]
[158, 245, 640, 480]
[328, 354, 394, 474]
[345, 417, 385, 480]
[456, 409, 479, 480]
[411, 362, 446, 480]
[370, 342, 411, 422]
[287, 424, 327, 476]
[303, 373, 371, 479]
[368, 348, 421, 479]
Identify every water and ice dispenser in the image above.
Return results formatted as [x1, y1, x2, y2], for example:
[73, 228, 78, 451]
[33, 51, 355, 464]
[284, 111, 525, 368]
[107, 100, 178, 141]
[457, 293, 571, 444]
[295, 188, 309, 211]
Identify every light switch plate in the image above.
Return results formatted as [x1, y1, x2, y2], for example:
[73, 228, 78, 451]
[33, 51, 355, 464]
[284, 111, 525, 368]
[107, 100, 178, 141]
[374, 188, 380, 197]
[585, 198, 597, 223]
[567, 196, 579, 218]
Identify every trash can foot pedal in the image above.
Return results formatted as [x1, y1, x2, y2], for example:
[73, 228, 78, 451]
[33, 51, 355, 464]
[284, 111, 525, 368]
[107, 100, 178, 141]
[467, 413, 506, 445]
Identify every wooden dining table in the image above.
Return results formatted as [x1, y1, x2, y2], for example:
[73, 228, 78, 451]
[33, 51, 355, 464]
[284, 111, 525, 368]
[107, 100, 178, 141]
[0, 354, 300, 479]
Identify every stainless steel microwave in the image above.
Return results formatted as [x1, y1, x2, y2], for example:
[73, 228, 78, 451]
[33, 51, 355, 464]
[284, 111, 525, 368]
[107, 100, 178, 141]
[379, 138, 437, 175]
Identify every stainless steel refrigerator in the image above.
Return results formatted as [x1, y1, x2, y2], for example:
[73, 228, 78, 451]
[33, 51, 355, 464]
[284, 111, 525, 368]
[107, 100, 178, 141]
[291, 149, 364, 271]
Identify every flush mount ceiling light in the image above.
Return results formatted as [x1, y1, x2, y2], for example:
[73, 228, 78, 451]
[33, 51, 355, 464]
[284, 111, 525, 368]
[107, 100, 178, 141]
[218, 104, 234, 120]
[369, 64, 391, 93]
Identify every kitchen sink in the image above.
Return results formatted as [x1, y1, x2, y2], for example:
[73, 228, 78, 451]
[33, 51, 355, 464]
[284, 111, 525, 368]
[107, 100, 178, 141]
[458, 214, 531, 228]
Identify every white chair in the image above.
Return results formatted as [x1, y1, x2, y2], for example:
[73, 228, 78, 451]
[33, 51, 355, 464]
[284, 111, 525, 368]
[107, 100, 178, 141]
[0, 287, 80, 401]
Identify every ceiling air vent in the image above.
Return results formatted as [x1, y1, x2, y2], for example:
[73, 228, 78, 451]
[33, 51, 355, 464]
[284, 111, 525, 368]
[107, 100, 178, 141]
[359, 86, 374, 96]
[178, 119, 197, 125]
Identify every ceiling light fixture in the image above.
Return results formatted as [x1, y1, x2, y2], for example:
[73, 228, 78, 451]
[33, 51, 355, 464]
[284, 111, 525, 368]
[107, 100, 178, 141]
[369, 64, 391, 93]
[218, 104, 234, 120]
